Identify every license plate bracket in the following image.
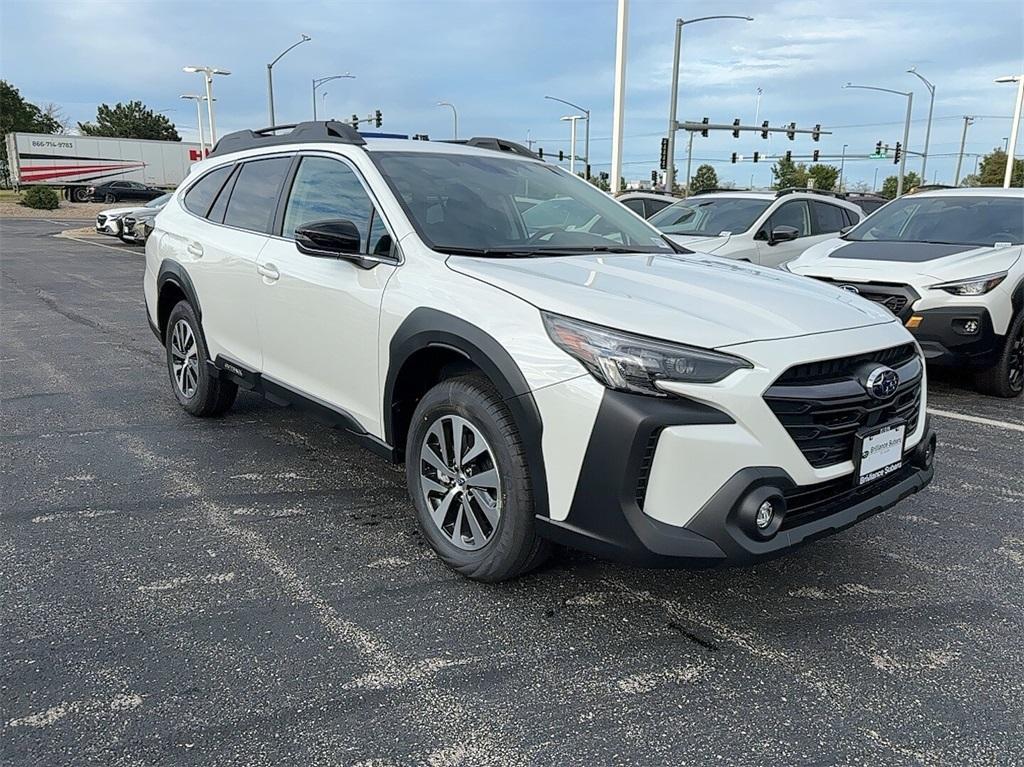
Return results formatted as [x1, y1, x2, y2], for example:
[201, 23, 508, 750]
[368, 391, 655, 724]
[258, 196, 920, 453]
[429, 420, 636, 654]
[853, 420, 906, 486]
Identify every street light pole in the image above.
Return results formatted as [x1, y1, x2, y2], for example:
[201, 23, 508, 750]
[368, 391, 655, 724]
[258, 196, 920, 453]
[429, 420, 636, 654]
[609, 0, 629, 193]
[180, 95, 206, 156]
[560, 115, 585, 174]
[312, 74, 354, 119]
[664, 14, 753, 193]
[266, 34, 311, 126]
[437, 101, 458, 139]
[839, 143, 848, 191]
[995, 74, 1024, 188]
[184, 66, 230, 145]
[954, 116, 974, 186]
[907, 67, 935, 183]
[844, 83, 912, 196]
[545, 95, 591, 178]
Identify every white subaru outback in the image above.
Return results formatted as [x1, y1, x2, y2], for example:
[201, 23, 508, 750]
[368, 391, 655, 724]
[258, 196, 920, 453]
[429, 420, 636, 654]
[144, 121, 936, 581]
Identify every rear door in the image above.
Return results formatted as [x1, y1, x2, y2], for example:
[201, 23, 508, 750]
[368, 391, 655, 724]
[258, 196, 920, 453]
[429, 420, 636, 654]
[255, 153, 398, 437]
[755, 199, 812, 267]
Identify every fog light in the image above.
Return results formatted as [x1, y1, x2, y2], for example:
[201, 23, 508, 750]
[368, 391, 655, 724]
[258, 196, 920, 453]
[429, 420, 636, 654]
[953, 317, 981, 336]
[963, 319, 979, 334]
[755, 500, 775, 530]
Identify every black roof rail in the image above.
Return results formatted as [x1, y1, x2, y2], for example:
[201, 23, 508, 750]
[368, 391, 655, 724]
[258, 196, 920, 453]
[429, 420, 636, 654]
[442, 137, 541, 160]
[209, 120, 366, 157]
[775, 186, 844, 199]
[689, 188, 754, 196]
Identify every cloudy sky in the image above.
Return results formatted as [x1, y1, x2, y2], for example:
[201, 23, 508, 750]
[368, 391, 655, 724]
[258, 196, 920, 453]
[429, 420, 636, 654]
[2, 0, 1022, 188]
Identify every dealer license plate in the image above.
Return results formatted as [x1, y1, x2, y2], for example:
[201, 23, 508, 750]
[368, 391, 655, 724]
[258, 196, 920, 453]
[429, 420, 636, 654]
[854, 421, 906, 486]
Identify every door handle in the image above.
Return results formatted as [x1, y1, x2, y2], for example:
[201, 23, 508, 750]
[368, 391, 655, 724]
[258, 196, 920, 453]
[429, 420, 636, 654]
[257, 263, 280, 282]
[186, 241, 204, 258]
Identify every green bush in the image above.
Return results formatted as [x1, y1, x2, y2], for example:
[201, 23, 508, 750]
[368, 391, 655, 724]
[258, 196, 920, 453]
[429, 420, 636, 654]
[21, 186, 60, 210]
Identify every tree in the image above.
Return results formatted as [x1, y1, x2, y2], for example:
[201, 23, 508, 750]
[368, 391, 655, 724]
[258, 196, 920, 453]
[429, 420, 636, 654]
[880, 171, 922, 199]
[79, 101, 180, 141]
[0, 80, 62, 186]
[971, 148, 1024, 187]
[807, 163, 839, 191]
[771, 156, 807, 189]
[689, 164, 718, 193]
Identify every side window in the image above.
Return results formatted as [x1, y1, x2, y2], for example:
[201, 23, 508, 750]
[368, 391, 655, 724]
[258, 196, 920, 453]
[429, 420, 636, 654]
[223, 157, 291, 233]
[842, 207, 857, 227]
[206, 165, 238, 223]
[645, 198, 672, 217]
[622, 198, 646, 216]
[183, 164, 233, 217]
[769, 200, 810, 236]
[368, 210, 394, 257]
[811, 201, 847, 234]
[282, 156, 382, 253]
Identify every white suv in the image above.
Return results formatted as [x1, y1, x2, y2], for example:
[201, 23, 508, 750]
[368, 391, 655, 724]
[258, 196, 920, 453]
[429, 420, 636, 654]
[144, 121, 935, 581]
[650, 189, 864, 268]
[787, 188, 1024, 398]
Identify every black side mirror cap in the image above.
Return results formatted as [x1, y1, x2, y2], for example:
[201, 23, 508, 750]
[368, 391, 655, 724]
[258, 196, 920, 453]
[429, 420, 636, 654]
[769, 225, 800, 245]
[295, 219, 362, 257]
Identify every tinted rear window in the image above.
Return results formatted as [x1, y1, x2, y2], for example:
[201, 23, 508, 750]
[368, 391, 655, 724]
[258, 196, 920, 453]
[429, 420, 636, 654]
[223, 157, 292, 233]
[183, 165, 233, 217]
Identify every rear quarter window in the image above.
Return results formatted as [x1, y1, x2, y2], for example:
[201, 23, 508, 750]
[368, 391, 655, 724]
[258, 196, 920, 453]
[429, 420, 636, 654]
[183, 165, 234, 217]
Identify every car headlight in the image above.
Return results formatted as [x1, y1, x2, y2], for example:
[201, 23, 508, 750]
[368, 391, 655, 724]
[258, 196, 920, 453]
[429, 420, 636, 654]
[928, 272, 1007, 296]
[542, 312, 752, 396]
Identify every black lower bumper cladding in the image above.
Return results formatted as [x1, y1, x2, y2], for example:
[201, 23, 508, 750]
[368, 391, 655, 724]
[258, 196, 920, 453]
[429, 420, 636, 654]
[536, 387, 936, 567]
[911, 306, 1001, 368]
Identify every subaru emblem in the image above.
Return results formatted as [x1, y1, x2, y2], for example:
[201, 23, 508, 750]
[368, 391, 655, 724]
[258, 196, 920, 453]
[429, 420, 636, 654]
[865, 365, 900, 400]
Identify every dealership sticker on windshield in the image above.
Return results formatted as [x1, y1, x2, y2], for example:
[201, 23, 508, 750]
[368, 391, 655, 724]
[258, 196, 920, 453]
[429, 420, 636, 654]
[855, 421, 905, 485]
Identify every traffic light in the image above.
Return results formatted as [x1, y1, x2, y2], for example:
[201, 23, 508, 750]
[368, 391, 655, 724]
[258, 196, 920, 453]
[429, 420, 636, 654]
[558, 150, 565, 162]
[893, 142, 902, 164]
[785, 150, 792, 162]
[651, 170, 658, 183]
[732, 118, 741, 138]
[812, 150, 820, 162]
[753, 151, 759, 163]
[811, 123, 821, 142]
[700, 117, 710, 137]
[351, 113, 359, 126]
[761, 120, 769, 139]
[659, 137, 669, 170]
[537, 148, 543, 159]
[731, 152, 738, 164]
[786, 122, 796, 140]
[374, 109, 382, 128]
[875, 141, 883, 156]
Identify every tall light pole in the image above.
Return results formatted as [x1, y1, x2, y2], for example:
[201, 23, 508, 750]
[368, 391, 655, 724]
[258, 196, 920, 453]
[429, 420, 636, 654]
[907, 67, 935, 183]
[844, 83, 912, 196]
[437, 101, 458, 139]
[560, 115, 585, 174]
[183, 66, 230, 145]
[180, 94, 209, 156]
[266, 34, 311, 126]
[839, 143, 848, 191]
[546, 95, 591, 178]
[664, 14, 753, 192]
[996, 74, 1024, 188]
[312, 74, 354, 119]
[610, 0, 628, 194]
[321, 92, 329, 117]
[954, 116, 974, 186]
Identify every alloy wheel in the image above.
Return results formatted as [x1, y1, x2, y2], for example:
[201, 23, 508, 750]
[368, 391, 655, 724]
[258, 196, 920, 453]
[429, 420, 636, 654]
[1009, 324, 1024, 394]
[170, 319, 200, 399]
[419, 414, 501, 551]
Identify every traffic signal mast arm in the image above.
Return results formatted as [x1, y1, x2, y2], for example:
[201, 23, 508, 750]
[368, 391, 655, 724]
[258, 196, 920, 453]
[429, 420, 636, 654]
[678, 120, 831, 139]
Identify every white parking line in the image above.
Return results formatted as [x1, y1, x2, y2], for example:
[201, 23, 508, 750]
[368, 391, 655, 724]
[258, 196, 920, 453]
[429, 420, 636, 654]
[927, 408, 1024, 433]
[57, 234, 135, 254]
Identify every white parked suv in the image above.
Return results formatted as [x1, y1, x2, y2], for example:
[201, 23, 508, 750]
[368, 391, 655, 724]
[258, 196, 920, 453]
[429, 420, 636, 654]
[144, 121, 935, 581]
[649, 189, 864, 268]
[786, 188, 1024, 398]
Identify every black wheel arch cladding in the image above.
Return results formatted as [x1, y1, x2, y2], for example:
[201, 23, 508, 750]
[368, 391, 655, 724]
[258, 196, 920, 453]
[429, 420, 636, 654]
[156, 260, 202, 337]
[385, 308, 549, 518]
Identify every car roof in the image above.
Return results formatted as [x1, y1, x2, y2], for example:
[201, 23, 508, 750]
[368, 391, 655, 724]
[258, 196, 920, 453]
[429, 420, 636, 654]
[617, 192, 679, 200]
[907, 186, 1024, 198]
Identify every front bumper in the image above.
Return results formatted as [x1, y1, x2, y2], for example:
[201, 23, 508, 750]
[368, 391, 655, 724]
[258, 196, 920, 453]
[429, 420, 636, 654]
[908, 306, 1002, 368]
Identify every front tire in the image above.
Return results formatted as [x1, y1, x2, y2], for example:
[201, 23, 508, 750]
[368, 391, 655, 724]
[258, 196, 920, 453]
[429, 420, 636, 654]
[104, 193, 116, 203]
[165, 301, 237, 416]
[973, 311, 1024, 398]
[405, 375, 550, 581]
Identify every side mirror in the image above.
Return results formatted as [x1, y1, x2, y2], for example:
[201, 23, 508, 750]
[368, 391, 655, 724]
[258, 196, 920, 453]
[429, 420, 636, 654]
[768, 225, 800, 245]
[295, 219, 362, 257]
[839, 224, 854, 235]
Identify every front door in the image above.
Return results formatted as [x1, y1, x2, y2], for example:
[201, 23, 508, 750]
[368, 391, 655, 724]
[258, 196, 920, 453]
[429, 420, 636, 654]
[756, 199, 815, 267]
[255, 154, 398, 438]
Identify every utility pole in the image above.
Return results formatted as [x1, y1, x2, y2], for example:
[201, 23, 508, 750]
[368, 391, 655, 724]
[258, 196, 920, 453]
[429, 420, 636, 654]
[954, 116, 974, 185]
[610, 0, 628, 193]
[664, 14, 753, 192]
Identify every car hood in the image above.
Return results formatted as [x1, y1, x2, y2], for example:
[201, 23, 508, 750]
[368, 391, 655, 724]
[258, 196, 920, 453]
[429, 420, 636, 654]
[664, 233, 731, 253]
[99, 206, 140, 218]
[447, 252, 894, 349]
[790, 238, 1023, 283]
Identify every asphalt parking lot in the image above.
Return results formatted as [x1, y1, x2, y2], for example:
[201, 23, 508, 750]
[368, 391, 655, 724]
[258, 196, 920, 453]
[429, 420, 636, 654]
[2, 218, 1022, 767]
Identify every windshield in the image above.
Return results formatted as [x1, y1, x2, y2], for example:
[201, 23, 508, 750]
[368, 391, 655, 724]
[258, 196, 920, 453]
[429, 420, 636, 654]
[649, 197, 771, 236]
[146, 193, 172, 208]
[845, 195, 1024, 246]
[372, 151, 674, 255]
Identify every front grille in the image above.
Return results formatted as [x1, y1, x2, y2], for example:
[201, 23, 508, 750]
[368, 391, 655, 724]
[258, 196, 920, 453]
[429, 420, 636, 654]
[781, 463, 917, 530]
[634, 429, 661, 509]
[96, 214, 107, 225]
[810, 278, 920, 322]
[765, 345, 923, 469]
